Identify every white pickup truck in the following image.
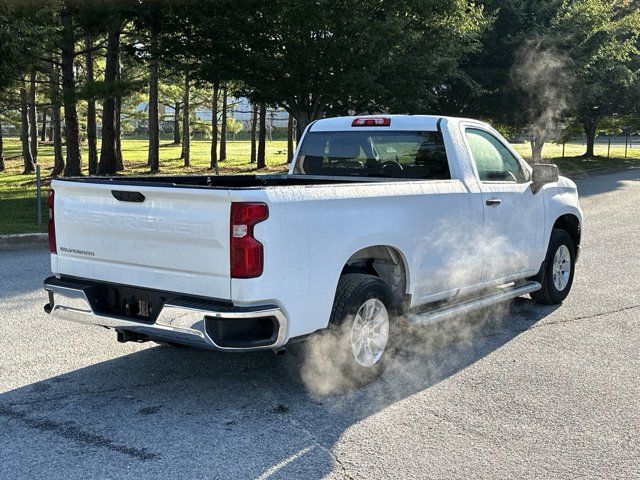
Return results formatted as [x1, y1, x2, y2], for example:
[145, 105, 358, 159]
[44, 115, 582, 380]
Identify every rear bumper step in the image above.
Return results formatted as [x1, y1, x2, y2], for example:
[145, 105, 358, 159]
[43, 276, 288, 352]
[408, 281, 541, 326]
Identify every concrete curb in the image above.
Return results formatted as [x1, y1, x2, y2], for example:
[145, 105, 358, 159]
[0, 233, 48, 251]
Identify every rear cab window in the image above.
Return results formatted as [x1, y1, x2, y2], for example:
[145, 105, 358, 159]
[294, 130, 451, 180]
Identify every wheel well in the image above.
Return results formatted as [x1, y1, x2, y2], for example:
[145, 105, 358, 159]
[553, 214, 581, 248]
[341, 246, 409, 312]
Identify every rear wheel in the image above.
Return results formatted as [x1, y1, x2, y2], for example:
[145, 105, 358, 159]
[327, 274, 394, 386]
[530, 229, 576, 305]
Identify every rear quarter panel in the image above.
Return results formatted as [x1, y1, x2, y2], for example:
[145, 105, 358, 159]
[230, 180, 472, 339]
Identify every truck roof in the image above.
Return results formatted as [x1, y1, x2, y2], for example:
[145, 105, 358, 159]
[307, 114, 480, 132]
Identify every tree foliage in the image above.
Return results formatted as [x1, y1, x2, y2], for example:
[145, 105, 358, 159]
[1, 0, 640, 178]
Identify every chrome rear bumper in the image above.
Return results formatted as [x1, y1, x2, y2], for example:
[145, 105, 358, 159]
[43, 277, 288, 352]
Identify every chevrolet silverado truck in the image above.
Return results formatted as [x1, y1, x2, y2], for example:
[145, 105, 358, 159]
[44, 115, 582, 379]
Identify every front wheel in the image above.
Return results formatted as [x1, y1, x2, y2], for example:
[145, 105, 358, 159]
[530, 229, 576, 305]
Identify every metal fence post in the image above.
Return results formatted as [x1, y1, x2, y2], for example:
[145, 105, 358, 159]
[35, 164, 42, 224]
[607, 138, 611, 158]
[562, 142, 565, 159]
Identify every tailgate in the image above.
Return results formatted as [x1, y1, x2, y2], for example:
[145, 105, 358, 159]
[51, 180, 231, 300]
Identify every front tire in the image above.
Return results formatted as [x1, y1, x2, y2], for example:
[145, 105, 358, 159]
[530, 229, 576, 305]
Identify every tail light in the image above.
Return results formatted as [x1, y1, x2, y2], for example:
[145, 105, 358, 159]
[230, 202, 268, 278]
[48, 190, 57, 253]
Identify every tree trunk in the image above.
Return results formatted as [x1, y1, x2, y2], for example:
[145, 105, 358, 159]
[251, 105, 258, 163]
[173, 102, 181, 144]
[61, 5, 82, 176]
[530, 135, 544, 164]
[147, 30, 160, 173]
[257, 103, 266, 169]
[50, 58, 64, 177]
[29, 69, 38, 163]
[210, 83, 219, 172]
[98, 21, 120, 175]
[20, 76, 34, 174]
[287, 114, 294, 164]
[40, 108, 47, 142]
[250, 104, 257, 164]
[115, 61, 123, 171]
[181, 69, 191, 166]
[291, 110, 312, 143]
[220, 84, 227, 161]
[85, 35, 98, 175]
[583, 119, 597, 157]
[0, 119, 4, 172]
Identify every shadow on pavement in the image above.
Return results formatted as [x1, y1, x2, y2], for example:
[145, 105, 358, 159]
[0, 297, 558, 479]
[575, 168, 639, 198]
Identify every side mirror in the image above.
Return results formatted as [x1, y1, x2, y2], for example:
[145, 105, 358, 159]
[531, 164, 559, 194]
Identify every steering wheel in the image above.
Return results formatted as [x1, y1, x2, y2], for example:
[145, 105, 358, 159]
[380, 161, 404, 175]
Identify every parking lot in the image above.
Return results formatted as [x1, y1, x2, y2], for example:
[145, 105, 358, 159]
[1, 169, 638, 479]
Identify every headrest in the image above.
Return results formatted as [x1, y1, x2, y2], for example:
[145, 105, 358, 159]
[327, 136, 362, 160]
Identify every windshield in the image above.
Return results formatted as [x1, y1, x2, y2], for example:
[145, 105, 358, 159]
[293, 130, 450, 180]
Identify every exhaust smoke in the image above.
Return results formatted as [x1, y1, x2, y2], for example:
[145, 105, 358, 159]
[299, 222, 533, 396]
[510, 37, 573, 163]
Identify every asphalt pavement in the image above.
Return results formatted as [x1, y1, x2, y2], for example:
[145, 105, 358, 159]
[1, 169, 639, 479]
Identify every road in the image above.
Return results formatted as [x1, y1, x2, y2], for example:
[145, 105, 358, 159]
[1, 169, 639, 479]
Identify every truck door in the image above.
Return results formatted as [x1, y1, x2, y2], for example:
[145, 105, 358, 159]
[464, 127, 545, 282]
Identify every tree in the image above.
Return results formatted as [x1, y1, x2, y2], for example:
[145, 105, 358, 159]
[0, 117, 4, 172]
[173, 101, 181, 144]
[226, 1, 485, 139]
[250, 103, 257, 164]
[220, 83, 227, 161]
[0, 3, 52, 92]
[84, 34, 98, 175]
[60, 2, 82, 176]
[444, 0, 563, 160]
[19, 75, 34, 174]
[210, 83, 219, 172]
[98, 17, 121, 175]
[181, 69, 191, 166]
[40, 108, 47, 142]
[147, 29, 160, 172]
[28, 69, 38, 163]
[553, 0, 640, 157]
[257, 103, 266, 169]
[287, 114, 294, 164]
[115, 64, 124, 171]
[49, 57, 64, 176]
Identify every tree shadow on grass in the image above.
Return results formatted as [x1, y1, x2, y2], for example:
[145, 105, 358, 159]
[0, 297, 558, 479]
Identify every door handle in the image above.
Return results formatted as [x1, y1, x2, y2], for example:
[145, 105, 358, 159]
[485, 198, 501, 206]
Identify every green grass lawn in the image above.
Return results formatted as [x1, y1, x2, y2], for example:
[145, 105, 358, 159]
[1, 136, 639, 234]
[0, 137, 291, 234]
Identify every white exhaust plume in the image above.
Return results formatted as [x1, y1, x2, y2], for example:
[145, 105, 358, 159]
[300, 222, 532, 396]
[510, 37, 573, 163]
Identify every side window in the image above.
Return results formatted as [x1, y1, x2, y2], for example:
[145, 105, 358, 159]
[465, 128, 527, 183]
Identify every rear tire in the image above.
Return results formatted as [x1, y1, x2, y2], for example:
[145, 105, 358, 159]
[530, 229, 576, 305]
[327, 274, 395, 387]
